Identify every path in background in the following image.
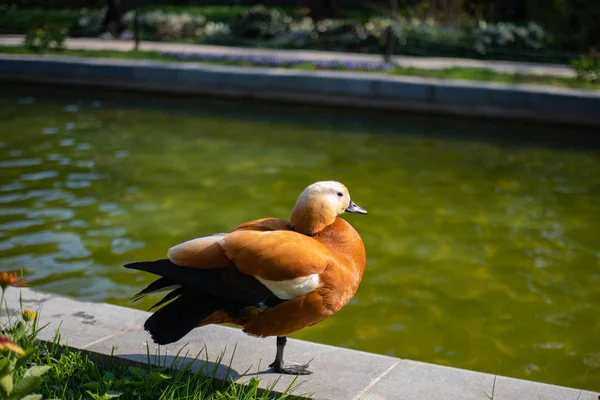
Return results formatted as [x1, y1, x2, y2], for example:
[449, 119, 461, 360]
[0, 34, 575, 78]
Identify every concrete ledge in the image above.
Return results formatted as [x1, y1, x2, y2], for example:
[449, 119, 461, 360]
[2, 288, 598, 400]
[1, 54, 599, 126]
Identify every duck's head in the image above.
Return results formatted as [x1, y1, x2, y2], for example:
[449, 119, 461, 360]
[290, 181, 367, 235]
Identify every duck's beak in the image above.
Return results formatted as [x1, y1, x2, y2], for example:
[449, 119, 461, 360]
[346, 200, 367, 215]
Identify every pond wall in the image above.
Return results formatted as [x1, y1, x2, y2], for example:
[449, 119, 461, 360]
[1, 54, 599, 127]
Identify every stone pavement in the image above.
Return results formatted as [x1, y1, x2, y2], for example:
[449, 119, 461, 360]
[0, 34, 575, 78]
[2, 287, 598, 400]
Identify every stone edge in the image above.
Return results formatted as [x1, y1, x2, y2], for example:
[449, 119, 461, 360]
[2, 287, 598, 400]
[0, 54, 599, 127]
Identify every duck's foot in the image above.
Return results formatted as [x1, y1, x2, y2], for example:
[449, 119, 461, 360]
[269, 361, 312, 375]
[269, 336, 312, 375]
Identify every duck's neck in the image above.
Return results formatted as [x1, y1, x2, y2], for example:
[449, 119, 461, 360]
[290, 201, 336, 236]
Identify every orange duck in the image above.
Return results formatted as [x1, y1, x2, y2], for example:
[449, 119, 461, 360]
[125, 181, 367, 375]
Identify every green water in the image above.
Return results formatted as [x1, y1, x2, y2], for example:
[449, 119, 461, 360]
[1, 84, 599, 391]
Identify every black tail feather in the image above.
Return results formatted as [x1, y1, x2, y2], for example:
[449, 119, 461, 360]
[125, 259, 279, 305]
[132, 276, 180, 303]
[148, 287, 184, 311]
[144, 292, 218, 345]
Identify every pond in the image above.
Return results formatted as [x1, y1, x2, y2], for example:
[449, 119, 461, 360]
[1, 83, 599, 391]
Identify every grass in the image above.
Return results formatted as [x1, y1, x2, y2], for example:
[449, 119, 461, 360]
[0, 285, 303, 400]
[33, 344, 300, 400]
[0, 45, 597, 91]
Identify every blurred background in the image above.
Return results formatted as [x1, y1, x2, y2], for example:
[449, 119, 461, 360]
[0, 0, 599, 63]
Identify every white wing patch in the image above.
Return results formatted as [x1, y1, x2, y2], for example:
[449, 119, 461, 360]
[256, 274, 321, 300]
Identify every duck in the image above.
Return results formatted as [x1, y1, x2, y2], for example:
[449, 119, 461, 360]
[124, 181, 367, 375]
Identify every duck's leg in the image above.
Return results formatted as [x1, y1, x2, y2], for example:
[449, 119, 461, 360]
[269, 336, 312, 375]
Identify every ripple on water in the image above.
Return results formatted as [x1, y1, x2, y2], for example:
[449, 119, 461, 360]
[27, 208, 75, 221]
[68, 173, 104, 181]
[68, 197, 96, 207]
[0, 159, 43, 168]
[115, 150, 129, 158]
[0, 219, 46, 231]
[0, 182, 27, 191]
[87, 226, 127, 237]
[111, 237, 145, 254]
[65, 180, 91, 189]
[20, 170, 59, 181]
[76, 143, 91, 151]
[43, 127, 59, 135]
[0, 208, 28, 216]
[60, 139, 75, 147]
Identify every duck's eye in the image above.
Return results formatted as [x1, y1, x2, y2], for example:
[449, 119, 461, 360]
[337, 192, 343, 197]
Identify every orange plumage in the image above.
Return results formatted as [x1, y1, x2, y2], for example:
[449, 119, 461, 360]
[125, 181, 367, 375]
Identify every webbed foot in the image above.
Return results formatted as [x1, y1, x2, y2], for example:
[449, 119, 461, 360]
[269, 361, 312, 375]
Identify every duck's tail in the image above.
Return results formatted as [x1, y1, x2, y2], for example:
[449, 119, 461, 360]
[124, 259, 281, 345]
[125, 259, 233, 345]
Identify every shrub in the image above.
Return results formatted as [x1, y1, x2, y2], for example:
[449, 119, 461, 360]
[123, 10, 207, 42]
[229, 5, 291, 40]
[571, 52, 599, 82]
[466, 20, 546, 55]
[68, 11, 103, 37]
[23, 25, 68, 50]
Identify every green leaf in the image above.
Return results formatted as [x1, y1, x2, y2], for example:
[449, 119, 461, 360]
[104, 390, 123, 399]
[0, 373, 13, 396]
[82, 382, 102, 390]
[14, 348, 36, 371]
[19, 395, 42, 400]
[13, 322, 26, 341]
[149, 371, 171, 382]
[23, 365, 50, 378]
[127, 366, 147, 380]
[85, 390, 102, 400]
[103, 371, 116, 383]
[0, 358, 12, 376]
[9, 375, 42, 399]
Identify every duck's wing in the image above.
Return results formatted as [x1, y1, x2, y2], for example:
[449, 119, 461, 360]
[221, 229, 333, 281]
[166, 218, 290, 268]
[167, 217, 334, 299]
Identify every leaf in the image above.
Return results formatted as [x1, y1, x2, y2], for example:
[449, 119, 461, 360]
[23, 365, 50, 378]
[85, 390, 102, 400]
[149, 371, 171, 382]
[104, 390, 123, 399]
[19, 395, 42, 400]
[9, 375, 42, 399]
[14, 348, 37, 371]
[0, 373, 13, 396]
[82, 382, 102, 390]
[0, 358, 12, 376]
[127, 366, 147, 380]
[103, 371, 116, 383]
[13, 322, 26, 341]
